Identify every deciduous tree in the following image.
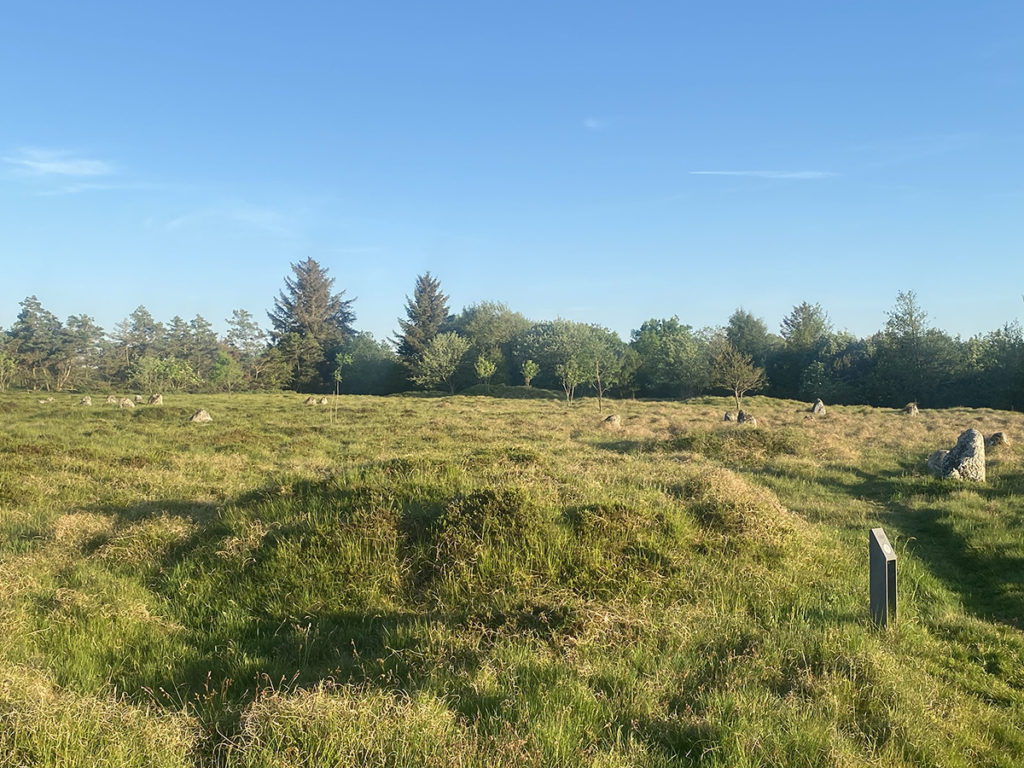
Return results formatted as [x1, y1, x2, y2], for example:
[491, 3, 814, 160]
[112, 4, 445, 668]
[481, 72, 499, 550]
[410, 332, 469, 393]
[712, 341, 766, 412]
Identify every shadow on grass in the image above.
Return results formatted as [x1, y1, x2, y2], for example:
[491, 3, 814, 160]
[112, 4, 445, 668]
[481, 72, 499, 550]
[78, 476, 528, 759]
[757, 456, 1024, 632]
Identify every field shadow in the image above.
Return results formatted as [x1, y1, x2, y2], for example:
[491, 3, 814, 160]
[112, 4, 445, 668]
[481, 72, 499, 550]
[78, 476, 491, 753]
[758, 457, 1024, 631]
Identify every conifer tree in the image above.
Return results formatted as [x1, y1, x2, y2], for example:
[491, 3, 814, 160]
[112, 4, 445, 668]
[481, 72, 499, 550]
[268, 258, 355, 344]
[394, 272, 450, 369]
[268, 258, 356, 391]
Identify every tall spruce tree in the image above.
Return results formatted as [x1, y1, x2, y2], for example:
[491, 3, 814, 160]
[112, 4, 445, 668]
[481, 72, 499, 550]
[268, 258, 356, 391]
[395, 272, 450, 369]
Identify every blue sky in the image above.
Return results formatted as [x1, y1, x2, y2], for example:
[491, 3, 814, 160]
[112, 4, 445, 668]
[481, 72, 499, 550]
[2, 2, 1023, 343]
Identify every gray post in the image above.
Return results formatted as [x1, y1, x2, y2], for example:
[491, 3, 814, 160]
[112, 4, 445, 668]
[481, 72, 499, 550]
[869, 527, 897, 628]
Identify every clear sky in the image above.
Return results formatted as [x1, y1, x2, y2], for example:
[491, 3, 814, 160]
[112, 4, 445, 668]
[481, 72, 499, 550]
[2, 2, 1023, 343]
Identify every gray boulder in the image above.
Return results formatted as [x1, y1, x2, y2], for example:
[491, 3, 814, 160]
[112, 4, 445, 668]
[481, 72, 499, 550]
[603, 414, 621, 429]
[737, 410, 757, 427]
[118, 397, 135, 409]
[928, 429, 986, 482]
[811, 399, 826, 415]
[148, 394, 163, 405]
[904, 402, 919, 416]
[304, 396, 318, 406]
[134, 395, 144, 404]
[985, 432, 1009, 450]
[79, 396, 92, 406]
[190, 409, 213, 423]
[105, 395, 118, 405]
[724, 411, 736, 422]
[319, 396, 329, 405]
[927, 450, 948, 475]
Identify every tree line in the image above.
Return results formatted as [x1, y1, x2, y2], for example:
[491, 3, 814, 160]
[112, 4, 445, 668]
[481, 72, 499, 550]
[2, 258, 1022, 410]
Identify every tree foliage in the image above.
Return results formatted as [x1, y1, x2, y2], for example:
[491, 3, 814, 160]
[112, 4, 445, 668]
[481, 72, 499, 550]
[2, 285, 1023, 411]
[630, 317, 707, 398]
[395, 272, 450, 372]
[410, 332, 470, 393]
[474, 355, 497, 391]
[268, 258, 355, 391]
[712, 341, 766, 412]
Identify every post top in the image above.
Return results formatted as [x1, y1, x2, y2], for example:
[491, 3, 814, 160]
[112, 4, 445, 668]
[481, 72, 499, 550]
[870, 527, 896, 560]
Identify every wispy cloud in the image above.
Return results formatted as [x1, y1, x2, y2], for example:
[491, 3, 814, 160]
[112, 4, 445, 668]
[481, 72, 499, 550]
[583, 116, 611, 131]
[166, 201, 295, 238]
[849, 133, 977, 169]
[690, 170, 836, 180]
[3, 148, 113, 176]
[36, 181, 163, 197]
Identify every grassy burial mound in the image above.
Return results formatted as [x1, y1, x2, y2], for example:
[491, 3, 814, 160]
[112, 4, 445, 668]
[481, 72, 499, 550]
[0, 392, 1023, 766]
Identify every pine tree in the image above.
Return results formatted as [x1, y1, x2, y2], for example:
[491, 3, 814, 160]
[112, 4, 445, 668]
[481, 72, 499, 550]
[269, 258, 355, 344]
[394, 272, 450, 368]
[268, 258, 356, 391]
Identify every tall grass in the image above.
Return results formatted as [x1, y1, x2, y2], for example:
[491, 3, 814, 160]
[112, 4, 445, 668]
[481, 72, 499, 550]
[0, 391, 1022, 766]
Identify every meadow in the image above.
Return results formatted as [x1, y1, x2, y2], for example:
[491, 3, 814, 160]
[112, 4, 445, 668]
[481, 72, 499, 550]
[1, 390, 1022, 767]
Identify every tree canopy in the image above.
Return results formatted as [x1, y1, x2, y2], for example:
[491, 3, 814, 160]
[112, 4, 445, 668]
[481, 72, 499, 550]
[395, 272, 450, 372]
[2, 282, 1022, 410]
[268, 258, 356, 391]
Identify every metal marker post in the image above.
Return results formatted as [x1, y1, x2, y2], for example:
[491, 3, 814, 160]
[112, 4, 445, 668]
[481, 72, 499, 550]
[869, 527, 897, 628]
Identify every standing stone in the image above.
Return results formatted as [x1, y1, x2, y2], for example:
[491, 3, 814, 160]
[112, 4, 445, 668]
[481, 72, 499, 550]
[319, 396, 329, 405]
[304, 396, 318, 406]
[903, 402, 919, 416]
[134, 395, 144, 404]
[148, 394, 163, 405]
[190, 409, 213, 423]
[106, 395, 118, 405]
[928, 429, 986, 482]
[603, 414, 621, 429]
[927, 450, 948, 476]
[80, 396, 92, 406]
[985, 432, 1009, 450]
[811, 398, 826, 415]
[724, 411, 736, 422]
[118, 397, 135, 409]
[737, 410, 757, 427]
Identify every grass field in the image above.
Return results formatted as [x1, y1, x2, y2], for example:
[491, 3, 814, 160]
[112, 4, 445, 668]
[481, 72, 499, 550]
[1, 390, 1023, 767]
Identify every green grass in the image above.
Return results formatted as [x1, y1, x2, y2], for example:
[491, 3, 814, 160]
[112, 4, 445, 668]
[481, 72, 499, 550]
[1, 391, 1023, 766]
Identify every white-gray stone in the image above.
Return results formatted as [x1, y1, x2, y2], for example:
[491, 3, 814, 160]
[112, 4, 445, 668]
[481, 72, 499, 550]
[928, 429, 986, 482]
[812, 398, 826, 415]
[190, 409, 212, 423]
[304, 396, 318, 406]
[79, 396, 92, 406]
[603, 414, 621, 428]
[106, 395, 118, 405]
[118, 397, 135, 409]
[904, 402, 919, 416]
[148, 394, 163, 405]
[724, 411, 736, 422]
[737, 410, 757, 427]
